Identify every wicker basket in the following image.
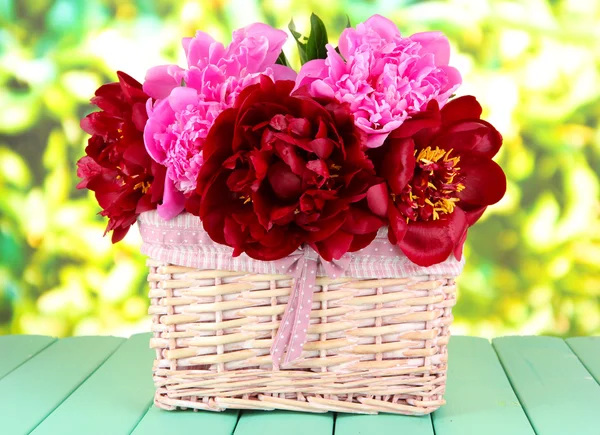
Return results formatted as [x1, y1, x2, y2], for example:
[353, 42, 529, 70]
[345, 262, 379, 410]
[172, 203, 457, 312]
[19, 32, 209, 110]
[140, 211, 460, 415]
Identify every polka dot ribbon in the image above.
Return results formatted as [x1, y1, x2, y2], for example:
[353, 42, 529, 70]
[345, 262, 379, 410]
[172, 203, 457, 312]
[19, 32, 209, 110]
[271, 245, 351, 369]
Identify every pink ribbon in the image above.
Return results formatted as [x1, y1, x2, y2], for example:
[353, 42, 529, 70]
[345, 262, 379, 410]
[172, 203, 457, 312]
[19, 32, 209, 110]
[271, 245, 351, 368]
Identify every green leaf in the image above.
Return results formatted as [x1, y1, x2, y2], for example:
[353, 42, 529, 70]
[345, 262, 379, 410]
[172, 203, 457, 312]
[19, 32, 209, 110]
[288, 19, 308, 65]
[345, 14, 352, 28]
[275, 50, 290, 67]
[306, 13, 329, 61]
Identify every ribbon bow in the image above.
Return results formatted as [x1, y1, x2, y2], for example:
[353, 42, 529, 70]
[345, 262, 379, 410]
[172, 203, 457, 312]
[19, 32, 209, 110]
[271, 245, 351, 368]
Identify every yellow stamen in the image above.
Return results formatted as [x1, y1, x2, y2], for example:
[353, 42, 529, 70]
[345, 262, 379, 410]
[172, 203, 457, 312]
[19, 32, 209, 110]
[416, 146, 448, 164]
[433, 197, 457, 216]
[134, 181, 151, 194]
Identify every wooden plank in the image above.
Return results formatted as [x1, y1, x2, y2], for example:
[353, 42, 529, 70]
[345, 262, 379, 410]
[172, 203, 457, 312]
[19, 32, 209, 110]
[31, 333, 155, 435]
[336, 414, 433, 435]
[234, 411, 333, 435]
[432, 336, 534, 435]
[0, 336, 124, 435]
[0, 335, 56, 380]
[493, 336, 600, 435]
[132, 407, 239, 435]
[567, 337, 600, 383]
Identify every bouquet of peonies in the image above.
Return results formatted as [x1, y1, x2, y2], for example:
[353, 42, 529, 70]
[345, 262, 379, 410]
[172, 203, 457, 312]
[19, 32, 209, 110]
[78, 14, 506, 268]
[78, 14, 508, 415]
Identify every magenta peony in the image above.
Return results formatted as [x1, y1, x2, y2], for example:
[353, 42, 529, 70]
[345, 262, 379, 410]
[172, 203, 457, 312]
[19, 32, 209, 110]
[294, 14, 462, 148]
[143, 23, 297, 220]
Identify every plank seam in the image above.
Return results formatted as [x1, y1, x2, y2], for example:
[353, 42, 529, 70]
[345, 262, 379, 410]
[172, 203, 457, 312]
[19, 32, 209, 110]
[231, 410, 242, 434]
[565, 340, 600, 387]
[490, 340, 539, 435]
[128, 402, 153, 435]
[332, 412, 337, 435]
[0, 337, 57, 382]
[127, 397, 156, 435]
[26, 338, 128, 435]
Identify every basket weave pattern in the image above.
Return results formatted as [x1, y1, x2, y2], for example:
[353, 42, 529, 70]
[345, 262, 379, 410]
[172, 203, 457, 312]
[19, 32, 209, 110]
[148, 258, 456, 415]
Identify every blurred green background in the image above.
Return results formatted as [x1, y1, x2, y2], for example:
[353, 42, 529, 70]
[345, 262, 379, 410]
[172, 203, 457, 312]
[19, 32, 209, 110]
[1, 0, 599, 338]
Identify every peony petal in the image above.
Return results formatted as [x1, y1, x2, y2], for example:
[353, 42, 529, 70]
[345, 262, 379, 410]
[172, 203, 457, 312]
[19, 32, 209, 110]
[308, 138, 335, 159]
[325, 44, 347, 81]
[366, 183, 389, 217]
[441, 95, 482, 123]
[348, 232, 378, 252]
[293, 59, 328, 94]
[268, 161, 303, 201]
[382, 138, 416, 194]
[245, 231, 302, 261]
[306, 159, 330, 178]
[364, 14, 401, 41]
[387, 204, 408, 245]
[157, 176, 186, 220]
[223, 215, 246, 249]
[274, 142, 306, 175]
[167, 86, 200, 113]
[313, 230, 354, 261]
[116, 71, 147, 102]
[185, 30, 221, 67]
[390, 100, 441, 139]
[123, 141, 150, 168]
[143, 65, 184, 100]
[303, 210, 346, 242]
[143, 100, 172, 164]
[80, 112, 121, 137]
[240, 23, 289, 68]
[464, 205, 487, 226]
[410, 31, 451, 66]
[399, 207, 467, 266]
[130, 102, 148, 132]
[435, 119, 503, 159]
[111, 226, 129, 244]
[310, 80, 336, 99]
[202, 209, 227, 245]
[435, 65, 462, 105]
[341, 207, 384, 235]
[76, 156, 103, 189]
[458, 156, 506, 207]
[270, 64, 298, 81]
[202, 107, 237, 163]
[363, 131, 392, 148]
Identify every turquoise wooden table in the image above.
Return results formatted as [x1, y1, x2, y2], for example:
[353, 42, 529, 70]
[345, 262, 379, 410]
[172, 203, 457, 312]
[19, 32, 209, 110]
[1, 334, 599, 435]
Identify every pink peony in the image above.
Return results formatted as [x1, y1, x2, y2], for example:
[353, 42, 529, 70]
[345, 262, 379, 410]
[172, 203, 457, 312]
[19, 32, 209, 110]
[144, 23, 297, 219]
[294, 14, 462, 148]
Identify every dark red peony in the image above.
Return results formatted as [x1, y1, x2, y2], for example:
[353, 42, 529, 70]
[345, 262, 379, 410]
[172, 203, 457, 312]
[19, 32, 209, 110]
[77, 71, 166, 243]
[190, 76, 383, 261]
[367, 96, 506, 266]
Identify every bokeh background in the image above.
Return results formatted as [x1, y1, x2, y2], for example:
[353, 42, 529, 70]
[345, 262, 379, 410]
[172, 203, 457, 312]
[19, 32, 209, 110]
[1, 0, 599, 338]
